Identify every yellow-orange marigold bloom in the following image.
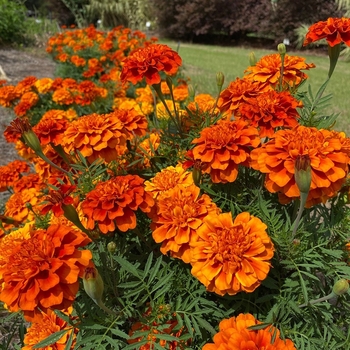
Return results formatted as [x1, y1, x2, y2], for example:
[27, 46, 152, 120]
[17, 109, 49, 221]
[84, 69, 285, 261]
[203, 313, 296, 350]
[81, 174, 154, 233]
[52, 88, 75, 105]
[156, 100, 180, 119]
[33, 109, 70, 146]
[245, 54, 315, 89]
[61, 113, 127, 163]
[22, 308, 77, 350]
[237, 90, 302, 138]
[34, 77, 54, 94]
[218, 78, 266, 117]
[191, 212, 274, 295]
[173, 84, 189, 101]
[136, 132, 161, 168]
[0, 224, 92, 321]
[191, 119, 260, 183]
[120, 44, 182, 85]
[0, 160, 30, 191]
[144, 164, 194, 199]
[150, 184, 220, 263]
[250, 126, 350, 207]
[304, 17, 350, 47]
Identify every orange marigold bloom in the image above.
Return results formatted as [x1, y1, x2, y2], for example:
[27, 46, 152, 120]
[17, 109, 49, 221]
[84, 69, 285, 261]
[173, 84, 189, 102]
[237, 90, 302, 138]
[120, 44, 182, 85]
[22, 308, 77, 350]
[0, 160, 30, 191]
[61, 113, 127, 163]
[191, 212, 274, 295]
[218, 78, 266, 117]
[33, 109, 70, 146]
[191, 119, 260, 183]
[136, 132, 161, 168]
[0, 85, 19, 107]
[4, 188, 40, 224]
[14, 76, 37, 95]
[244, 54, 315, 90]
[250, 126, 350, 207]
[203, 313, 296, 350]
[144, 164, 194, 199]
[150, 184, 220, 263]
[0, 224, 92, 321]
[81, 174, 154, 233]
[304, 17, 350, 47]
[52, 88, 75, 105]
[12, 173, 44, 193]
[70, 54, 86, 67]
[110, 108, 148, 139]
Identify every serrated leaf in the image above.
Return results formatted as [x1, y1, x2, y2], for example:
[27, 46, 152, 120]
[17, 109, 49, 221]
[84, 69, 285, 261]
[33, 329, 70, 349]
[143, 251, 153, 278]
[114, 256, 141, 279]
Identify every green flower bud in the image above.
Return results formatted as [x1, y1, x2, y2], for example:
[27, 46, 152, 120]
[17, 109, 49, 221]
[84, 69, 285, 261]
[277, 43, 286, 55]
[107, 241, 117, 253]
[187, 84, 195, 100]
[249, 52, 257, 66]
[216, 72, 225, 91]
[294, 155, 312, 194]
[23, 129, 43, 154]
[332, 279, 349, 296]
[83, 266, 104, 302]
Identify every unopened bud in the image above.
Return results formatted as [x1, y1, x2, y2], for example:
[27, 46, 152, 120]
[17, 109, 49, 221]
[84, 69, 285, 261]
[187, 84, 195, 100]
[107, 241, 117, 253]
[83, 266, 104, 302]
[332, 279, 349, 296]
[192, 166, 201, 186]
[277, 43, 286, 55]
[216, 72, 225, 91]
[294, 155, 311, 194]
[249, 52, 257, 66]
[23, 130, 43, 154]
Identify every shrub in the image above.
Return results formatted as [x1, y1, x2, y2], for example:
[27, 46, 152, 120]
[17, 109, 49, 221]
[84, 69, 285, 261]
[0, 0, 26, 45]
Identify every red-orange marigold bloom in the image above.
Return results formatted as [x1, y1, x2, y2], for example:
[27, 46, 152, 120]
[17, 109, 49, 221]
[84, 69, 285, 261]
[14, 76, 37, 95]
[120, 44, 182, 85]
[81, 174, 154, 233]
[237, 90, 302, 138]
[304, 17, 350, 47]
[33, 109, 70, 146]
[61, 113, 127, 163]
[218, 78, 266, 117]
[144, 164, 194, 199]
[191, 119, 260, 183]
[191, 212, 274, 296]
[150, 184, 220, 263]
[244, 54, 315, 89]
[0, 160, 30, 191]
[203, 313, 296, 350]
[0, 85, 19, 107]
[250, 126, 350, 207]
[13, 173, 44, 193]
[0, 224, 92, 321]
[22, 308, 77, 350]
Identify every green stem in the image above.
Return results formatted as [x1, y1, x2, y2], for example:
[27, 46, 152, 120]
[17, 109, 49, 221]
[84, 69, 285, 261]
[291, 192, 308, 238]
[299, 292, 336, 308]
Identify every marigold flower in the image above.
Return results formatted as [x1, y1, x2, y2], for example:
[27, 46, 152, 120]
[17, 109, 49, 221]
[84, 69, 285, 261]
[33, 109, 70, 146]
[245, 54, 315, 89]
[203, 313, 296, 350]
[81, 174, 154, 233]
[61, 113, 127, 163]
[150, 184, 220, 263]
[0, 224, 92, 321]
[136, 132, 161, 168]
[52, 88, 75, 105]
[218, 78, 266, 116]
[14, 76, 37, 95]
[191, 212, 274, 295]
[120, 44, 182, 85]
[304, 17, 350, 47]
[13, 173, 44, 193]
[0, 160, 30, 191]
[22, 308, 77, 350]
[191, 119, 260, 183]
[237, 90, 302, 138]
[34, 77, 54, 94]
[144, 164, 194, 199]
[0, 85, 19, 107]
[250, 126, 350, 207]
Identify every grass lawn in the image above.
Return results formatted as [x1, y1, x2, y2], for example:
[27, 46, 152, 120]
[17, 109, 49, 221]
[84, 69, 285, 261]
[162, 40, 350, 134]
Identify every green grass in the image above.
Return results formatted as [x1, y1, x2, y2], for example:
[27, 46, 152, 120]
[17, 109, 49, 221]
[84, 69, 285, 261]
[162, 40, 350, 134]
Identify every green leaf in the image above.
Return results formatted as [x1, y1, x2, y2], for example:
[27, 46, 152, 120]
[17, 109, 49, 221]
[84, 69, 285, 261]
[33, 329, 70, 349]
[114, 255, 141, 279]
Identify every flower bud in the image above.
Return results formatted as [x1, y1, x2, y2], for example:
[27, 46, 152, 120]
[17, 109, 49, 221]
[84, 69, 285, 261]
[332, 279, 349, 296]
[277, 43, 286, 55]
[187, 84, 195, 100]
[107, 241, 117, 253]
[216, 72, 225, 91]
[249, 52, 257, 66]
[294, 155, 311, 194]
[83, 266, 104, 302]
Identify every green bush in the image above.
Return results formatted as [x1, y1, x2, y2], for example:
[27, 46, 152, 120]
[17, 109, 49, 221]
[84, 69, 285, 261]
[0, 0, 26, 45]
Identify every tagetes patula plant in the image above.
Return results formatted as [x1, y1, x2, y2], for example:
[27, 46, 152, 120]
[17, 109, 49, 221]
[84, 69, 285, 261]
[1, 19, 350, 350]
